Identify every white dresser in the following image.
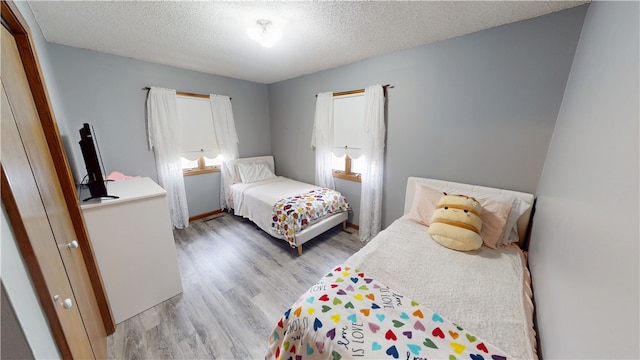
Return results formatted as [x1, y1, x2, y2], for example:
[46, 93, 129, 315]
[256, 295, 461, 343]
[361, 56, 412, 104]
[80, 177, 183, 323]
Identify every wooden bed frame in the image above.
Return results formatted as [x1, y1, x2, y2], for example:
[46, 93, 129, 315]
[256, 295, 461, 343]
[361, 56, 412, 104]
[230, 156, 348, 255]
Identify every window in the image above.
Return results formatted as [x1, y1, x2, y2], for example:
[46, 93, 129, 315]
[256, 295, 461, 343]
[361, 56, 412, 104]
[176, 95, 222, 176]
[332, 92, 365, 182]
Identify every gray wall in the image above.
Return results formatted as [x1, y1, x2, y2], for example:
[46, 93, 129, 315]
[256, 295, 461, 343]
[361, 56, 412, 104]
[529, 1, 639, 358]
[268, 6, 588, 227]
[45, 43, 272, 217]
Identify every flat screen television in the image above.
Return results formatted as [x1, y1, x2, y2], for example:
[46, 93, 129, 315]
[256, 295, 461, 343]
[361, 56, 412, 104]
[79, 123, 117, 201]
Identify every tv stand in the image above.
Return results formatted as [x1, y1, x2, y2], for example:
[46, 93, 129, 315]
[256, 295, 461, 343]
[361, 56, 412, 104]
[81, 180, 119, 202]
[82, 194, 119, 202]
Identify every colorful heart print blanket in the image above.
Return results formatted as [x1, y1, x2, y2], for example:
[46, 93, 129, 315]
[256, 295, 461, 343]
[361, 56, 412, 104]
[271, 188, 349, 246]
[266, 265, 512, 360]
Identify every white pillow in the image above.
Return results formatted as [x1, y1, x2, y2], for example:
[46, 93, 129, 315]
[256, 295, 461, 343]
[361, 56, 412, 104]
[237, 162, 276, 183]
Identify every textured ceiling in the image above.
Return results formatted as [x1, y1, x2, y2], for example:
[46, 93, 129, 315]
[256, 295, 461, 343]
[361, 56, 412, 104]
[28, 1, 588, 84]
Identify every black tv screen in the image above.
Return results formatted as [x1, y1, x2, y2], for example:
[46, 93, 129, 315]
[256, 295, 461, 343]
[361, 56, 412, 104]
[79, 123, 108, 199]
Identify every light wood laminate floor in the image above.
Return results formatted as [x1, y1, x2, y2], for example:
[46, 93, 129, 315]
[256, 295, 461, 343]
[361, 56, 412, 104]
[107, 213, 365, 359]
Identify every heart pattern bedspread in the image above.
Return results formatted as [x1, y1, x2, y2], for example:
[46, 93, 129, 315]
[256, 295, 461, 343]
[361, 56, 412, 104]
[266, 265, 512, 360]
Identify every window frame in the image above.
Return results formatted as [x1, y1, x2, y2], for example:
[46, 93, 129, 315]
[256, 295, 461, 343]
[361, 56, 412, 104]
[332, 154, 361, 182]
[182, 156, 221, 176]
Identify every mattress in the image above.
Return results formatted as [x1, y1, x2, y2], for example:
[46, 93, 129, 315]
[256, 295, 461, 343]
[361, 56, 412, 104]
[231, 176, 332, 239]
[342, 217, 536, 359]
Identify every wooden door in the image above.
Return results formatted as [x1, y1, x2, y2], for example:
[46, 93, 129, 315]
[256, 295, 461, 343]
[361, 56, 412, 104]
[1, 13, 108, 360]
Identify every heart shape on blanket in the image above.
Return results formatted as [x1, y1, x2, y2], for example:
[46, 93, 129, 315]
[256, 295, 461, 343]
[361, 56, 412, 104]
[322, 305, 331, 313]
[466, 334, 477, 343]
[392, 320, 405, 328]
[432, 313, 444, 322]
[368, 322, 380, 333]
[450, 342, 465, 354]
[319, 294, 330, 301]
[414, 320, 426, 331]
[385, 329, 397, 341]
[313, 318, 323, 331]
[407, 344, 421, 355]
[402, 331, 413, 339]
[336, 289, 346, 295]
[345, 302, 354, 309]
[476, 343, 488, 353]
[372, 341, 382, 351]
[360, 308, 370, 316]
[386, 345, 399, 358]
[330, 314, 341, 323]
[432, 327, 445, 338]
[413, 309, 424, 318]
[423, 338, 438, 349]
[326, 328, 336, 340]
[448, 330, 459, 339]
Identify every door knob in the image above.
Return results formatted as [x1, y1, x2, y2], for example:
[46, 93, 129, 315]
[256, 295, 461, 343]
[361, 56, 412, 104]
[62, 298, 73, 309]
[67, 240, 79, 249]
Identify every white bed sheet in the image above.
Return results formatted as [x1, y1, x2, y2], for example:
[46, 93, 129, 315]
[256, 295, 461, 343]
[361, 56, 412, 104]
[345, 218, 535, 360]
[231, 176, 322, 238]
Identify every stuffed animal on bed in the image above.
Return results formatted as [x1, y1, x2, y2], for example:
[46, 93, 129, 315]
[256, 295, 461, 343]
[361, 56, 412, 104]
[428, 194, 483, 251]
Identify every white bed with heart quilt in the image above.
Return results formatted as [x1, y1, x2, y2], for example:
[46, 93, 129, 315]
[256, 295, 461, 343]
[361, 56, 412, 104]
[230, 156, 349, 255]
[266, 177, 537, 360]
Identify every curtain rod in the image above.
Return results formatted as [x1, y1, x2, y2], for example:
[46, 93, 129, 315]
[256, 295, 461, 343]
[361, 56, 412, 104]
[315, 84, 394, 97]
[142, 87, 231, 100]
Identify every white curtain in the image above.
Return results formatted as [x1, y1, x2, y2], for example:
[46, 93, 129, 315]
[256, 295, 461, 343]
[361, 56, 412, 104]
[210, 95, 239, 210]
[147, 87, 190, 229]
[359, 85, 386, 241]
[311, 92, 335, 189]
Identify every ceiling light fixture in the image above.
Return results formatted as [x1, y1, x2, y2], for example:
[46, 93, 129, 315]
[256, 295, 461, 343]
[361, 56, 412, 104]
[247, 19, 281, 48]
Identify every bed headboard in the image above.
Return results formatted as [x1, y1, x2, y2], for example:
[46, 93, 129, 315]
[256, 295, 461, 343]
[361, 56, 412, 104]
[404, 177, 535, 247]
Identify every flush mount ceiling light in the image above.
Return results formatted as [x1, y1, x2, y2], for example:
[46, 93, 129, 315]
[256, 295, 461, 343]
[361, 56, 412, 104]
[247, 19, 282, 48]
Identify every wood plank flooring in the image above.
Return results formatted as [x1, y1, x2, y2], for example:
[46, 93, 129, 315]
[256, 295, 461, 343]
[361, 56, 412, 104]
[107, 213, 365, 359]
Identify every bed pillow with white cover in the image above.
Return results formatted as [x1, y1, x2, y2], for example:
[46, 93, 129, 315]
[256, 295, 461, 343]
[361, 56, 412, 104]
[237, 162, 276, 183]
[405, 184, 513, 249]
